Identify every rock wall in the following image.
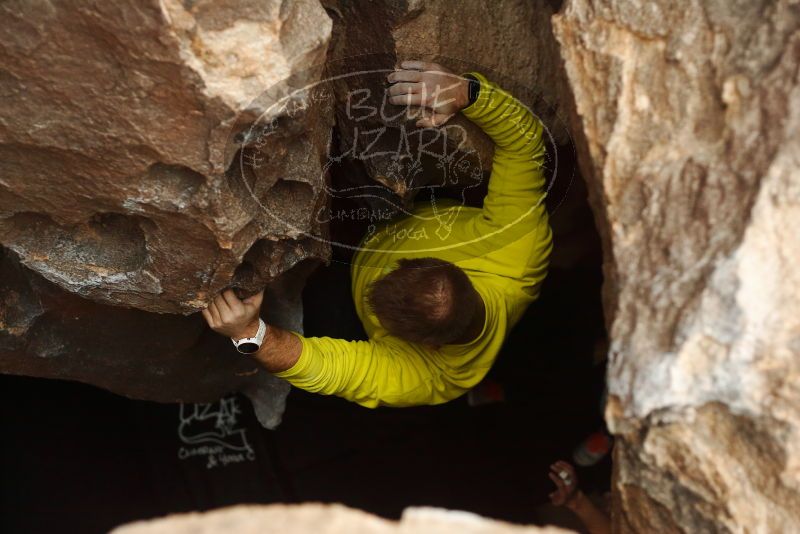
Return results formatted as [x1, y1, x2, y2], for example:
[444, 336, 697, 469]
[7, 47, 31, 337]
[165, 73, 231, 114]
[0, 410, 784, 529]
[0, 0, 332, 314]
[553, 0, 800, 531]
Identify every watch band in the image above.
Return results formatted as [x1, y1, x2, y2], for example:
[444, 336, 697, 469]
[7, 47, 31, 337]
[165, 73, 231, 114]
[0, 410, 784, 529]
[464, 73, 481, 106]
[231, 318, 267, 354]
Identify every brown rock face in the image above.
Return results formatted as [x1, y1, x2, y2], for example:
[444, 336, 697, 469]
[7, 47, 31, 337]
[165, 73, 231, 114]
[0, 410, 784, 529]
[0, 0, 332, 314]
[554, 0, 800, 530]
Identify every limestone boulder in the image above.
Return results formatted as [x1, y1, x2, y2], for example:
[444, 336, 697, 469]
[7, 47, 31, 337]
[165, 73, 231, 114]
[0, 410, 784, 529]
[111, 503, 572, 534]
[553, 0, 800, 530]
[0, 0, 333, 315]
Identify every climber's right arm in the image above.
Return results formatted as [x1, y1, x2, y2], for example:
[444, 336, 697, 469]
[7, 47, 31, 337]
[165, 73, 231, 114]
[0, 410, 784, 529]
[201, 288, 301, 372]
[202, 289, 435, 408]
[269, 332, 435, 408]
[252, 323, 303, 373]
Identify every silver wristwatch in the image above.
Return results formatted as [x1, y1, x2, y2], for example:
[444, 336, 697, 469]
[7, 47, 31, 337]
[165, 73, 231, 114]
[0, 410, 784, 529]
[231, 318, 266, 354]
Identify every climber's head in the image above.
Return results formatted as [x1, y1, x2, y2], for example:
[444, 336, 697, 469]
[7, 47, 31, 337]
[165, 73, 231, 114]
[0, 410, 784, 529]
[367, 257, 483, 347]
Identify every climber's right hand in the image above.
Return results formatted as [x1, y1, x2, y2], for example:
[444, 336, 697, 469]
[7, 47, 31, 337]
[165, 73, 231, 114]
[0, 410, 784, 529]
[201, 288, 264, 340]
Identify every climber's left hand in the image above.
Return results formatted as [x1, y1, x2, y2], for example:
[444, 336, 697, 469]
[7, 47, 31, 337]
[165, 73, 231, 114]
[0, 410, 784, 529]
[386, 60, 470, 128]
[202, 288, 264, 340]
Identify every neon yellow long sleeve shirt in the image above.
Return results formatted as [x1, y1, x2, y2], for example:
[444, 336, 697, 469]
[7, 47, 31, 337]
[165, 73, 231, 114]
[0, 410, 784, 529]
[274, 72, 553, 408]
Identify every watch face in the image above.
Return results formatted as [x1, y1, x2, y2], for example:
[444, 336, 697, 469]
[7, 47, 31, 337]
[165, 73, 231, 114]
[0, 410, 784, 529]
[237, 342, 259, 354]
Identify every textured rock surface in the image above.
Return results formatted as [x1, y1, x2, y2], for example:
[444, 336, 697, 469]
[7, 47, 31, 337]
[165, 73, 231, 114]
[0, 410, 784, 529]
[0, 0, 332, 314]
[112, 503, 571, 534]
[554, 0, 800, 530]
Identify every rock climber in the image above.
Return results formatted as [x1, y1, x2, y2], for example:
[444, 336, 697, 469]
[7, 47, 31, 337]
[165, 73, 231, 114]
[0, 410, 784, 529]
[202, 61, 553, 408]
